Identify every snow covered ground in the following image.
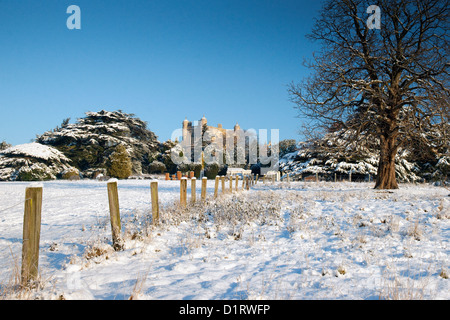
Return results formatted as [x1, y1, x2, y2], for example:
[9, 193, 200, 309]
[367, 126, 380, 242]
[0, 179, 448, 300]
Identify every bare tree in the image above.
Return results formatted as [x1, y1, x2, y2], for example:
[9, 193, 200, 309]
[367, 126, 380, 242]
[289, 0, 449, 189]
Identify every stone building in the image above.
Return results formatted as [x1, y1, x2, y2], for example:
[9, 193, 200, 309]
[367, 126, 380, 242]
[181, 115, 250, 165]
[182, 115, 242, 144]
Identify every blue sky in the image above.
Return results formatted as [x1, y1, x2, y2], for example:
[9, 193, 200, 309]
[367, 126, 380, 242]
[0, 0, 323, 146]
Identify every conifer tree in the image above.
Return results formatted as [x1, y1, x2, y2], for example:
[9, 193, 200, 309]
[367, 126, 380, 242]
[0, 141, 11, 151]
[107, 145, 132, 179]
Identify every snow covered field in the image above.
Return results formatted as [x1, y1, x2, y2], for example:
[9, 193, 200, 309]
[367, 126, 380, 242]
[0, 179, 448, 300]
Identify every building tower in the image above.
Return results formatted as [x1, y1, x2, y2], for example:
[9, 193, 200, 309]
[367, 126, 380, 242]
[182, 117, 190, 142]
[200, 115, 207, 128]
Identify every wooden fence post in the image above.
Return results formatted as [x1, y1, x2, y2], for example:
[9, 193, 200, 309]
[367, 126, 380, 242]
[214, 176, 219, 198]
[191, 178, 196, 204]
[221, 176, 225, 194]
[201, 177, 207, 201]
[245, 176, 250, 190]
[235, 175, 239, 191]
[180, 178, 187, 207]
[229, 175, 233, 193]
[107, 180, 123, 251]
[151, 181, 159, 225]
[21, 185, 43, 285]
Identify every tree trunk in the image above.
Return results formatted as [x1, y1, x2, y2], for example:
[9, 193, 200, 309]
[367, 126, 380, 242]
[375, 134, 399, 189]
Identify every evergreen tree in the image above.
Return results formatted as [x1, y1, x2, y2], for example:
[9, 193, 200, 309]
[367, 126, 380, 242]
[204, 162, 220, 179]
[278, 139, 297, 157]
[157, 139, 178, 174]
[107, 145, 132, 179]
[0, 141, 11, 151]
[37, 110, 160, 176]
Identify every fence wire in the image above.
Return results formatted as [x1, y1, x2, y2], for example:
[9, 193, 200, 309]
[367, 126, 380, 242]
[0, 198, 32, 214]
